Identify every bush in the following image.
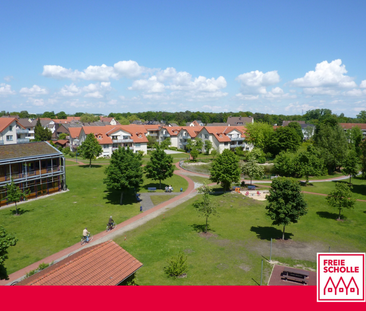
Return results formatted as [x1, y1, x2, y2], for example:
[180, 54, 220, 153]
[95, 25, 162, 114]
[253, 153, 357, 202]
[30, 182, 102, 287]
[25, 262, 51, 278]
[69, 151, 76, 158]
[164, 251, 188, 278]
[258, 156, 266, 164]
[63, 146, 70, 155]
[169, 147, 177, 151]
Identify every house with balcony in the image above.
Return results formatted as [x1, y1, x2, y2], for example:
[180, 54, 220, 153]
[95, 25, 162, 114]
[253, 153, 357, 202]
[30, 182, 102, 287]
[77, 125, 148, 156]
[0, 141, 66, 207]
[196, 126, 253, 154]
[340, 123, 366, 138]
[0, 117, 30, 145]
[177, 126, 203, 150]
[68, 127, 83, 152]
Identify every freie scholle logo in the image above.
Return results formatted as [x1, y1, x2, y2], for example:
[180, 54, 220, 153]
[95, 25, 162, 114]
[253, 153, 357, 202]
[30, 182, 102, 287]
[317, 253, 365, 302]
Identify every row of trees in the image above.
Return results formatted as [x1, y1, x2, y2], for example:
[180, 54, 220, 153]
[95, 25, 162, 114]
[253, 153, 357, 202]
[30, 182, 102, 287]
[3, 108, 366, 126]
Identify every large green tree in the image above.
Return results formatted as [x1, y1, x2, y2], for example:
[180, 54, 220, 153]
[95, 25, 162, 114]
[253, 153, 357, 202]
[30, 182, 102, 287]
[245, 122, 274, 151]
[0, 226, 18, 280]
[144, 145, 174, 189]
[294, 145, 325, 185]
[268, 126, 302, 156]
[273, 151, 296, 177]
[210, 149, 240, 191]
[204, 140, 212, 154]
[80, 113, 99, 123]
[5, 179, 30, 215]
[346, 126, 363, 156]
[313, 123, 348, 173]
[342, 150, 359, 184]
[241, 159, 264, 184]
[326, 182, 355, 220]
[78, 133, 103, 167]
[361, 138, 366, 178]
[287, 122, 304, 141]
[34, 118, 52, 141]
[265, 177, 307, 240]
[104, 147, 143, 204]
[56, 111, 67, 119]
[193, 183, 217, 233]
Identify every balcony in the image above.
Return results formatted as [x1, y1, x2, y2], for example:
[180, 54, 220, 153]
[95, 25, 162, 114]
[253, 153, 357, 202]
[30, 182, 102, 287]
[148, 133, 158, 136]
[112, 138, 134, 143]
[230, 136, 245, 141]
[162, 133, 170, 137]
[16, 128, 29, 134]
[230, 143, 245, 148]
[17, 138, 30, 144]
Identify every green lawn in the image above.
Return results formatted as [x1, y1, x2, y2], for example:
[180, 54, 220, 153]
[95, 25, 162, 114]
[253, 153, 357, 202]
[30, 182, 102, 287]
[139, 174, 188, 193]
[150, 195, 177, 206]
[0, 165, 187, 274]
[114, 191, 366, 285]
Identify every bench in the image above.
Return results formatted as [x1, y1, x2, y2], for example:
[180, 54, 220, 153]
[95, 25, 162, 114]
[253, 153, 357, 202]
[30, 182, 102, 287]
[248, 185, 256, 190]
[148, 187, 156, 192]
[281, 268, 309, 285]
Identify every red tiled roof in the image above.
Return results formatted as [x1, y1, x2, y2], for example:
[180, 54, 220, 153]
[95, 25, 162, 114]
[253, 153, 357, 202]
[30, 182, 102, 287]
[67, 116, 81, 121]
[143, 124, 161, 131]
[0, 117, 17, 132]
[204, 126, 245, 142]
[182, 126, 203, 138]
[339, 123, 366, 130]
[52, 119, 69, 124]
[100, 116, 114, 123]
[68, 127, 82, 139]
[17, 241, 143, 286]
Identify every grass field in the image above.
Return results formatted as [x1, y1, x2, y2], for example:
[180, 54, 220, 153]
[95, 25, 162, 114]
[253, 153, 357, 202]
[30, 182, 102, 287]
[150, 195, 177, 206]
[0, 164, 187, 274]
[115, 191, 366, 285]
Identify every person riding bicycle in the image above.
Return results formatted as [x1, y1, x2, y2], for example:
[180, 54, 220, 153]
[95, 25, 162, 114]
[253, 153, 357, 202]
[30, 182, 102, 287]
[107, 216, 114, 230]
[83, 227, 90, 242]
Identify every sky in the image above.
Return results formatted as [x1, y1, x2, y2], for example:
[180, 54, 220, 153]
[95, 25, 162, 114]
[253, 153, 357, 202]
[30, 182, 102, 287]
[1, 0, 366, 117]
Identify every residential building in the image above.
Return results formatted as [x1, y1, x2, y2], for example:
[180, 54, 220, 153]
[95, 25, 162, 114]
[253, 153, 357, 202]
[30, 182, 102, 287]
[282, 121, 315, 140]
[339, 123, 366, 138]
[17, 118, 35, 140]
[227, 116, 254, 126]
[197, 126, 253, 154]
[177, 126, 203, 150]
[0, 117, 29, 145]
[0, 142, 66, 207]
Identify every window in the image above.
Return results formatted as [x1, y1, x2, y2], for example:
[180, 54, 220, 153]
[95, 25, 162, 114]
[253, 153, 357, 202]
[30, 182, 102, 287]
[135, 143, 141, 148]
[104, 145, 109, 149]
[224, 142, 228, 146]
[9, 126, 12, 131]
[205, 134, 209, 139]
[6, 135, 13, 141]
[112, 136, 118, 140]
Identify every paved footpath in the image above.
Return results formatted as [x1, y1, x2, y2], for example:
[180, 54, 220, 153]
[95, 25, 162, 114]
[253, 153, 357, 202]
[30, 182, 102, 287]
[0, 162, 361, 285]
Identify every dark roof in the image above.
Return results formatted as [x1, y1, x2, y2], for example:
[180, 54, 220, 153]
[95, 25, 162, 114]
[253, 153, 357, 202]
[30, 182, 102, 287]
[282, 120, 306, 126]
[17, 240, 143, 286]
[227, 117, 253, 125]
[0, 141, 62, 161]
[17, 118, 34, 129]
[206, 123, 228, 126]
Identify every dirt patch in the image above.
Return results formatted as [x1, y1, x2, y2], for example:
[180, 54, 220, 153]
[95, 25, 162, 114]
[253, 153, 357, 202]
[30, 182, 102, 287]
[214, 239, 231, 247]
[217, 263, 229, 270]
[239, 264, 251, 272]
[184, 249, 194, 254]
[199, 232, 218, 238]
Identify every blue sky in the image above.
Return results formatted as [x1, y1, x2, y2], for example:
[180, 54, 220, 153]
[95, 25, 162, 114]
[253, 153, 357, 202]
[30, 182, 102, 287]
[1, 0, 366, 117]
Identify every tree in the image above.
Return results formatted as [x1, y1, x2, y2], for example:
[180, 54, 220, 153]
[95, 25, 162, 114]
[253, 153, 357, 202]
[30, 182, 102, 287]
[194, 137, 204, 152]
[211, 149, 217, 159]
[144, 145, 174, 189]
[273, 151, 296, 177]
[287, 122, 304, 141]
[313, 123, 348, 173]
[356, 110, 366, 123]
[210, 149, 241, 191]
[0, 226, 18, 280]
[190, 148, 199, 161]
[160, 137, 171, 149]
[5, 179, 30, 215]
[326, 182, 355, 220]
[34, 118, 52, 141]
[78, 133, 103, 168]
[360, 139, 366, 178]
[80, 113, 99, 123]
[245, 122, 274, 151]
[147, 135, 157, 149]
[268, 126, 302, 156]
[56, 111, 67, 119]
[42, 111, 56, 119]
[265, 177, 307, 240]
[342, 150, 359, 184]
[294, 145, 325, 185]
[104, 147, 143, 204]
[303, 125, 314, 140]
[346, 126, 363, 156]
[204, 140, 212, 154]
[117, 117, 130, 125]
[59, 133, 67, 140]
[241, 159, 264, 185]
[193, 184, 217, 233]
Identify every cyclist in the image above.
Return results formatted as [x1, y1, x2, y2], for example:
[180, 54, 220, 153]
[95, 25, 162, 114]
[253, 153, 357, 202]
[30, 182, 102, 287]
[83, 227, 90, 242]
[107, 216, 114, 230]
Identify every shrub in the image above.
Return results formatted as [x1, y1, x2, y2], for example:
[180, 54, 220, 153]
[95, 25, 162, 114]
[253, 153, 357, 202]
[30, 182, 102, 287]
[63, 146, 70, 155]
[164, 251, 188, 278]
[69, 151, 76, 158]
[169, 147, 177, 151]
[258, 156, 266, 164]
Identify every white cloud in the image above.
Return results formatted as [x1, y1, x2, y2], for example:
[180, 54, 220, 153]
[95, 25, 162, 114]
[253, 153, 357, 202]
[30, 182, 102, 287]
[345, 89, 366, 97]
[27, 98, 46, 107]
[303, 87, 339, 96]
[42, 60, 146, 81]
[235, 94, 260, 100]
[284, 102, 318, 112]
[4, 76, 14, 82]
[59, 82, 112, 98]
[19, 85, 48, 96]
[360, 80, 366, 88]
[291, 59, 357, 88]
[236, 70, 280, 94]
[0, 83, 15, 96]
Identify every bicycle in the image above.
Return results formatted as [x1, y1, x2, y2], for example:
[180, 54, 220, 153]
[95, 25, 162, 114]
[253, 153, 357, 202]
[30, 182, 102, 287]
[81, 233, 93, 245]
[106, 222, 116, 232]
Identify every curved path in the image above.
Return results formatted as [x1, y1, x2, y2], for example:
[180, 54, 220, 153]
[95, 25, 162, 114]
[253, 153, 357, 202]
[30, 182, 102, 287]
[0, 161, 362, 285]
